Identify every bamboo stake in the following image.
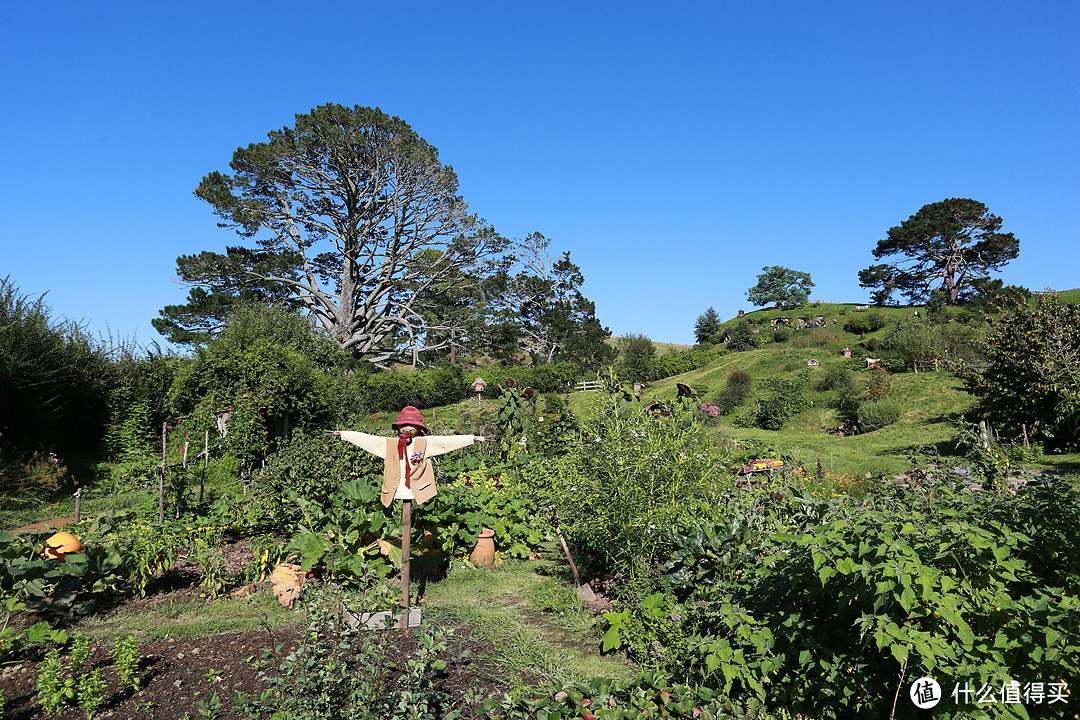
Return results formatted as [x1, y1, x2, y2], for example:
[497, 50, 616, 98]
[158, 422, 167, 524]
[199, 430, 209, 503]
[400, 499, 412, 628]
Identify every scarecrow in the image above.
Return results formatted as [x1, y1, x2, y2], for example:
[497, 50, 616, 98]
[333, 406, 486, 626]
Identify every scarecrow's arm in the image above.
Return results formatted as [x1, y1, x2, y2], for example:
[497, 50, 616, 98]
[425, 435, 483, 457]
[335, 431, 386, 457]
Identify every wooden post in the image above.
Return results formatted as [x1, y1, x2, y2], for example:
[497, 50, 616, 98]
[199, 430, 209, 504]
[73, 487, 82, 523]
[182, 441, 189, 468]
[1022, 424, 1030, 448]
[400, 499, 412, 628]
[158, 422, 167, 524]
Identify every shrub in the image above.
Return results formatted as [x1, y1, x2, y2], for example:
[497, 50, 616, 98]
[625, 477, 1080, 719]
[712, 370, 753, 416]
[815, 365, 853, 392]
[772, 327, 791, 343]
[556, 389, 737, 576]
[651, 347, 723, 380]
[843, 313, 887, 335]
[857, 397, 902, 431]
[735, 374, 810, 431]
[725, 322, 756, 352]
[863, 364, 896, 400]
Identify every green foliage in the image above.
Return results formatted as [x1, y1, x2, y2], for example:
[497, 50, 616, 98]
[505, 235, 618, 372]
[555, 388, 738, 576]
[694, 306, 722, 344]
[439, 462, 549, 559]
[735, 374, 810, 431]
[526, 393, 578, 458]
[746, 265, 814, 309]
[857, 397, 902, 432]
[0, 530, 126, 616]
[842, 312, 887, 335]
[863, 364, 896, 401]
[111, 634, 142, 691]
[494, 381, 534, 457]
[0, 277, 113, 450]
[650, 346, 724, 381]
[472, 361, 578, 397]
[611, 473, 1080, 719]
[236, 583, 456, 719]
[712, 370, 753, 416]
[480, 671, 739, 719]
[724, 322, 756, 352]
[168, 305, 341, 439]
[182, 103, 508, 366]
[960, 292, 1080, 447]
[284, 478, 395, 586]
[36, 646, 75, 713]
[0, 594, 69, 663]
[616, 333, 656, 384]
[861, 198, 1019, 305]
[342, 364, 467, 415]
[254, 432, 381, 529]
[602, 592, 692, 669]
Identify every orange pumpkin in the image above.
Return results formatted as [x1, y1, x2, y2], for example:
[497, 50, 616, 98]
[44, 531, 82, 560]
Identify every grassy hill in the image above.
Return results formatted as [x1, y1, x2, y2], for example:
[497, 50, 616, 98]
[590, 296, 1080, 477]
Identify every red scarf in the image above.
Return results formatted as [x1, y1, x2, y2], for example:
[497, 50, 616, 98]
[397, 435, 412, 488]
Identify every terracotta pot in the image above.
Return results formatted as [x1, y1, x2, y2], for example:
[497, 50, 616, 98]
[469, 527, 496, 568]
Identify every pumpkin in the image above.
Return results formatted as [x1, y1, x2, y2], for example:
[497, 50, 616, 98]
[44, 531, 82, 560]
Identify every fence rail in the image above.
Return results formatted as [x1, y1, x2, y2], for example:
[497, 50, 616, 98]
[573, 380, 603, 392]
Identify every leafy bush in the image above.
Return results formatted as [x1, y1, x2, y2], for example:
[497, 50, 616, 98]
[814, 365, 853, 392]
[620, 477, 1080, 719]
[724, 323, 756, 352]
[253, 433, 382, 531]
[651, 346, 723, 380]
[344, 364, 467, 414]
[711, 370, 753, 416]
[472, 362, 577, 397]
[0, 278, 113, 450]
[237, 583, 456, 719]
[734, 374, 810, 430]
[480, 671, 740, 719]
[555, 390, 738, 576]
[843, 312, 887, 335]
[857, 397, 902, 431]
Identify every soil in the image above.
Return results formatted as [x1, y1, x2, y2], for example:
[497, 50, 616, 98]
[0, 538, 554, 720]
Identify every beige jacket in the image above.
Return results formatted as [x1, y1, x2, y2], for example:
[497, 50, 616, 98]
[338, 432, 479, 507]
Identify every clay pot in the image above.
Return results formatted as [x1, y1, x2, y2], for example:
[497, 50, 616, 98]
[469, 527, 496, 568]
[44, 531, 82, 560]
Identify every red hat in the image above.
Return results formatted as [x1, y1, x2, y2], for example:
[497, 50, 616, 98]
[391, 406, 430, 435]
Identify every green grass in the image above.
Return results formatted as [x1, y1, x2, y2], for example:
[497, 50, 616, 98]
[422, 556, 634, 688]
[76, 584, 298, 642]
[563, 313, 1080, 477]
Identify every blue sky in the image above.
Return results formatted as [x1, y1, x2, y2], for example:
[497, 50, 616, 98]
[2, 1, 1077, 347]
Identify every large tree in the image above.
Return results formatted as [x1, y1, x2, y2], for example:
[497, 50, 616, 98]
[161, 104, 507, 367]
[502, 233, 615, 371]
[959, 293, 1080, 446]
[694, 307, 721, 344]
[746, 266, 814, 309]
[859, 198, 1019, 306]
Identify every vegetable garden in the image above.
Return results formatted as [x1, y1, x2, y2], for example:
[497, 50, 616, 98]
[2, 375, 1078, 720]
